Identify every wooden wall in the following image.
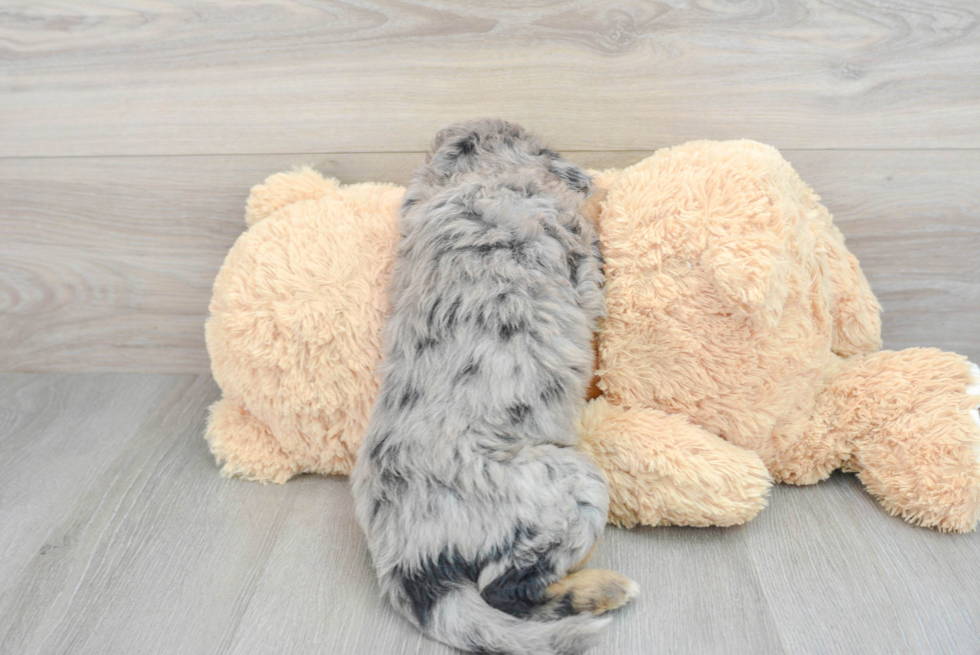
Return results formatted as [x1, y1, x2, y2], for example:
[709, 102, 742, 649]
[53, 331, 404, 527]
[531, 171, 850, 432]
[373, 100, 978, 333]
[2, 1, 977, 371]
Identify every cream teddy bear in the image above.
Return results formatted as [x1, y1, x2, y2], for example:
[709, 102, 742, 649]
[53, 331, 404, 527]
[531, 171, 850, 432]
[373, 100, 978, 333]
[205, 140, 980, 532]
[579, 140, 980, 532]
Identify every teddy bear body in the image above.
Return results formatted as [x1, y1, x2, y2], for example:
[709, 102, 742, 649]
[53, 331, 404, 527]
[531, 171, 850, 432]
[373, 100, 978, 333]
[586, 141, 980, 532]
[206, 172, 403, 483]
[205, 141, 980, 532]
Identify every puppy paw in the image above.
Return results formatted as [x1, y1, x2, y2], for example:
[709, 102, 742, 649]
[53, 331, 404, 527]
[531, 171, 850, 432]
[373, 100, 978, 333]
[546, 569, 639, 616]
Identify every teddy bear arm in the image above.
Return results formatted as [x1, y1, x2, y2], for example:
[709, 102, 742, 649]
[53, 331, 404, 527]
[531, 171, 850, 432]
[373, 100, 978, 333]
[823, 349, 980, 532]
[577, 398, 772, 528]
[823, 228, 883, 357]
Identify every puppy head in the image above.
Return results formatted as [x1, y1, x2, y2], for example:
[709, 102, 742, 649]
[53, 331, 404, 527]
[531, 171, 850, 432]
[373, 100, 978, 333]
[420, 118, 593, 198]
[429, 118, 530, 165]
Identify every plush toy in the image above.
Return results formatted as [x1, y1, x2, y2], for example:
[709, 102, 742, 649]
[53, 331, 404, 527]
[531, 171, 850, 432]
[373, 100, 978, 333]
[206, 140, 980, 532]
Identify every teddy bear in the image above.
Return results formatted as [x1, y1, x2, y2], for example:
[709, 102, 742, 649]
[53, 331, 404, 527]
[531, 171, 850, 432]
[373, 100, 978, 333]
[205, 139, 980, 533]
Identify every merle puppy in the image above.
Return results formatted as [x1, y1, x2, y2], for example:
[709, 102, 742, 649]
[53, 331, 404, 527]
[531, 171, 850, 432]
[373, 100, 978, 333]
[351, 119, 637, 655]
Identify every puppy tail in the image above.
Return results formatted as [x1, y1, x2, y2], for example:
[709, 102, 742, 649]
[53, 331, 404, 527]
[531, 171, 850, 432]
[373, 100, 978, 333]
[424, 584, 611, 655]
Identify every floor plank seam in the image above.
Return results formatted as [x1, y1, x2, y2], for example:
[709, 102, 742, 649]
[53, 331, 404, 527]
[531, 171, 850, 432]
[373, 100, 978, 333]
[1, 147, 980, 161]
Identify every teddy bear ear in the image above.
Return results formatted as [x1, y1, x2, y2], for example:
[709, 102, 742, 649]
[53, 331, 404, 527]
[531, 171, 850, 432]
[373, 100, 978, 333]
[704, 234, 791, 330]
[245, 167, 340, 227]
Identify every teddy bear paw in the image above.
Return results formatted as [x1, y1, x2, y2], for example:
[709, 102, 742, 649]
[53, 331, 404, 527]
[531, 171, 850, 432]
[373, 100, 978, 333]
[577, 399, 772, 528]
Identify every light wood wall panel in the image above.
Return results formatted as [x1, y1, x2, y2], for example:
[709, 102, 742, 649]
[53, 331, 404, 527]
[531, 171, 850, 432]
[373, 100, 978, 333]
[1, 0, 979, 157]
[1, 149, 976, 373]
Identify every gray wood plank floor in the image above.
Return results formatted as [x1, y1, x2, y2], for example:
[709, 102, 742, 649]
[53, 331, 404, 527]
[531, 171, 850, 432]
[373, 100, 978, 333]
[1, 374, 978, 655]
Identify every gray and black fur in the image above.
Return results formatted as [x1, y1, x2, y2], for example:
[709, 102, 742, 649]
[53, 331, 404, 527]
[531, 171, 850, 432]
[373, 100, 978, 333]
[351, 119, 637, 655]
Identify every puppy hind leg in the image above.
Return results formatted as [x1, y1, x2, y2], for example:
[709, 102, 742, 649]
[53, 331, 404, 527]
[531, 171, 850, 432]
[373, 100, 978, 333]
[480, 556, 637, 622]
[479, 560, 557, 620]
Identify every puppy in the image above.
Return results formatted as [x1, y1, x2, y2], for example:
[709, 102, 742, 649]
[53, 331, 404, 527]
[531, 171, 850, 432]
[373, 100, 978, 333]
[351, 119, 638, 655]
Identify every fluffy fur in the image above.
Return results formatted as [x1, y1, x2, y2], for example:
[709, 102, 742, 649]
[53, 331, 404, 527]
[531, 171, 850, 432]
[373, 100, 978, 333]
[589, 141, 980, 532]
[350, 120, 637, 655]
[205, 140, 980, 533]
[206, 172, 403, 482]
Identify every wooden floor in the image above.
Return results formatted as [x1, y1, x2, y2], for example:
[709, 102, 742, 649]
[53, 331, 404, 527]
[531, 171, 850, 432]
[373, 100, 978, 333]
[1, 2, 979, 654]
[1, 373, 979, 655]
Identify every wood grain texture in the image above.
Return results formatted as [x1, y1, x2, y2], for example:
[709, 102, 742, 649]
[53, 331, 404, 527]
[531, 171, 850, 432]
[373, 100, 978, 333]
[1, 2, 977, 652]
[2, 0, 979, 157]
[1, 374, 978, 654]
[0, 374, 257, 655]
[786, 150, 980, 361]
[0, 373, 177, 583]
[744, 472, 980, 654]
[1, 149, 976, 373]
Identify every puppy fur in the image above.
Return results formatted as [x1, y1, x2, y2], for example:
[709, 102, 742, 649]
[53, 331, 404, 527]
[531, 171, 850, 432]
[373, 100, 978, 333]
[351, 119, 638, 655]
